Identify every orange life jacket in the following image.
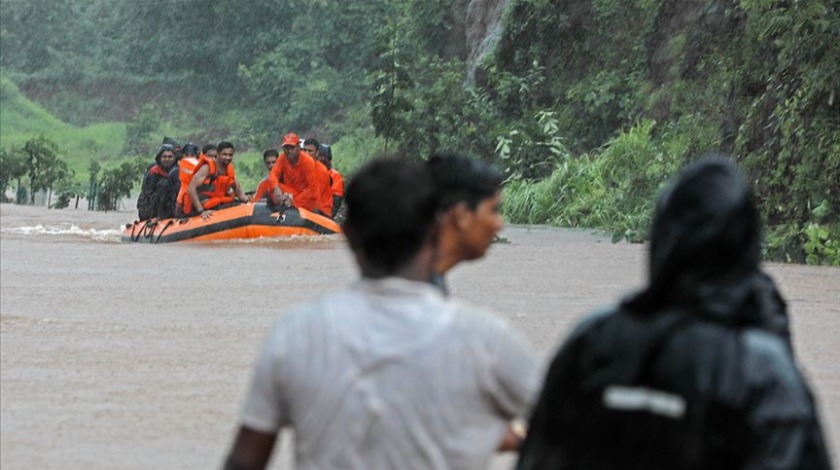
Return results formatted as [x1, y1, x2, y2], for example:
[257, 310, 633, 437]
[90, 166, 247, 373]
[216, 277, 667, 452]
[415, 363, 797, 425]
[176, 156, 199, 208]
[329, 168, 344, 198]
[181, 154, 236, 214]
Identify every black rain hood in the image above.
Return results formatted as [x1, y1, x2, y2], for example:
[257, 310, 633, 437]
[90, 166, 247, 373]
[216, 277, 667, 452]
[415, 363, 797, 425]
[155, 144, 177, 167]
[565, 157, 792, 393]
[161, 136, 179, 148]
[622, 156, 789, 337]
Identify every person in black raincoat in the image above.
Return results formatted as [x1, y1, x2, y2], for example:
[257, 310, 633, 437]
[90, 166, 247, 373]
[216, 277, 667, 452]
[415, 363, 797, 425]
[137, 143, 178, 221]
[517, 156, 832, 470]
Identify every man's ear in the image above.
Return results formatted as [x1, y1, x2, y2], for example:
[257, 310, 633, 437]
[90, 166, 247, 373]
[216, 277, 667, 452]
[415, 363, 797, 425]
[453, 202, 472, 230]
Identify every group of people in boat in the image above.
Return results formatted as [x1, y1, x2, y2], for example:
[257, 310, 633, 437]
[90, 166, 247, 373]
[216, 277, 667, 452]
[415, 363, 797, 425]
[136, 133, 344, 223]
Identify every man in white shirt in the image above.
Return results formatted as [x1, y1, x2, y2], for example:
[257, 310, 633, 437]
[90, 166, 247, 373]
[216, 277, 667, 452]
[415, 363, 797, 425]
[223, 157, 543, 470]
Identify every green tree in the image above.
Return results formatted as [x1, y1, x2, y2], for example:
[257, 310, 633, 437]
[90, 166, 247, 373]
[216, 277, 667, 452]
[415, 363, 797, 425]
[22, 135, 63, 205]
[53, 176, 84, 209]
[733, 0, 840, 262]
[124, 104, 160, 155]
[369, 21, 415, 153]
[235, 0, 399, 136]
[0, 148, 28, 202]
[0, 0, 94, 77]
[45, 159, 73, 208]
[96, 158, 145, 212]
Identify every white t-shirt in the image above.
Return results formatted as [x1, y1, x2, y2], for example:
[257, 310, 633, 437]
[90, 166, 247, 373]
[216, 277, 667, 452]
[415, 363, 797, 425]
[240, 277, 543, 470]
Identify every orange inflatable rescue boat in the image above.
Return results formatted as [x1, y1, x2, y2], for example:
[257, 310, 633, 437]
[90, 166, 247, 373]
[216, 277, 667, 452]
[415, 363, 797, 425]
[122, 202, 340, 243]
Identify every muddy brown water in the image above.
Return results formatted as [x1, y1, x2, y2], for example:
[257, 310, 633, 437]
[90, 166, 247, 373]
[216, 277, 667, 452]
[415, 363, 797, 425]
[1, 203, 837, 469]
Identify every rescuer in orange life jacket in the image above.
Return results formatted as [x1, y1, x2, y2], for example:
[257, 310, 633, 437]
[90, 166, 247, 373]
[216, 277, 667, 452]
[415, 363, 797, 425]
[175, 144, 217, 217]
[267, 133, 328, 215]
[302, 137, 334, 217]
[317, 143, 344, 218]
[165, 142, 198, 209]
[251, 149, 280, 203]
[182, 141, 249, 220]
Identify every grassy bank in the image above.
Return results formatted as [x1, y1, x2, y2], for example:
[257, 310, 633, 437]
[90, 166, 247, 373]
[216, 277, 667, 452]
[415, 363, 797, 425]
[502, 121, 840, 266]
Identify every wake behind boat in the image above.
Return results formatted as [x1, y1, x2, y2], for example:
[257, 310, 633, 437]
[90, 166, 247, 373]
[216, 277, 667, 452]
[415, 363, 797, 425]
[122, 202, 340, 243]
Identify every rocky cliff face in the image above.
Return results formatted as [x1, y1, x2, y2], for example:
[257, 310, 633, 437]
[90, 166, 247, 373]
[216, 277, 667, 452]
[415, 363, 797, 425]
[465, 0, 510, 81]
[446, 0, 511, 82]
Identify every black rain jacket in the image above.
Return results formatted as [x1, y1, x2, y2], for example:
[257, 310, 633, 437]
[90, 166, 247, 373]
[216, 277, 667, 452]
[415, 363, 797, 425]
[137, 148, 177, 220]
[517, 158, 832, 470]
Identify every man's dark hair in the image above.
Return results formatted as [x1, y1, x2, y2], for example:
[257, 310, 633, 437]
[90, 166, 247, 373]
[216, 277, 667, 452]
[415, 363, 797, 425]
[303, 137, 320, 149]
[426, 154, 503, 210]
[263, 149, 279, 160]
[343, 157, 438, 275]
[217, 141, 235, 152]
[201, 144, 217, 155]
[319, 144, 332, 161]
[182, 143, 199, 156]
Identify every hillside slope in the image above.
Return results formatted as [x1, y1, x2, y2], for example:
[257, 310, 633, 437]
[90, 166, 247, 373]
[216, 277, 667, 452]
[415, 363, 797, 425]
[1, 76, 128, 174]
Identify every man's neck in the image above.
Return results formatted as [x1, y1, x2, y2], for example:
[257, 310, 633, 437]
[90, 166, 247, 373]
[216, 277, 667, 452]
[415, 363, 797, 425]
[434, 231, 460, 275]
[361, 248, 436, 283]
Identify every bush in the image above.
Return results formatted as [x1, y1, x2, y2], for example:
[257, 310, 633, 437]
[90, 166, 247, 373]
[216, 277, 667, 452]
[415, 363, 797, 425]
[504, 120, 687, 242]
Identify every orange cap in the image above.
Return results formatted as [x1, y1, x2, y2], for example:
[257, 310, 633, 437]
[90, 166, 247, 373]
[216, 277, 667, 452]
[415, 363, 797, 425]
[281, 133, 300, 147]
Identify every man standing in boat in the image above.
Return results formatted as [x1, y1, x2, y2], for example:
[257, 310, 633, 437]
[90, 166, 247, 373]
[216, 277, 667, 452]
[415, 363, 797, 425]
[267, 133, 326, 215]
[183, 141, 249, 220]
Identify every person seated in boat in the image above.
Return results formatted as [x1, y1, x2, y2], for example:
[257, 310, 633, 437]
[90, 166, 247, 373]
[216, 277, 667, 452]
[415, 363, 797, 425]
[202, 144, 218, 161]
[137, 143, 178, 222]
[175, 144, 216, 217]
[183, 141, 249, 220]
[303, 137, 333, 217]
[251, 149, 280, 203]
[160, 136, 185, 161]
[166, 142, 199, 211]
[267, 133, 329, 215]
[181, 142, 199, 161]
[426, 154, 504, 295]
[317, 143, 344, 218]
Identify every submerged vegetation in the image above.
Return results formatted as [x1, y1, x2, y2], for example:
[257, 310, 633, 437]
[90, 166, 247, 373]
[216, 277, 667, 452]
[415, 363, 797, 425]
[0, 0, 837, 264]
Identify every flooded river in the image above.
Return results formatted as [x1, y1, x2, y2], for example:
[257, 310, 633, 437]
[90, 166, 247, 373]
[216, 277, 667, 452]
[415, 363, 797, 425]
[1, 203, 837, 468]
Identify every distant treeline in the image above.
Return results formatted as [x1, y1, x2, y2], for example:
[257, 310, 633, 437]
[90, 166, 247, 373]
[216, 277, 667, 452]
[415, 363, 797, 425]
[1, 0, 837, 264]
[0, 135, 145, 211]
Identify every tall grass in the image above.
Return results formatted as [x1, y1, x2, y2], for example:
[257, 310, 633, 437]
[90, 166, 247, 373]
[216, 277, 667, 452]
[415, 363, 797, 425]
[504, 120, 690, 242]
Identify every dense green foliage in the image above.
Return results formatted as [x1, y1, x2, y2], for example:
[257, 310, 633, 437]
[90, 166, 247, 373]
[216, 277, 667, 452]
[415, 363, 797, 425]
[1, 0, 837, 263]
[492, 0, 839, 264]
